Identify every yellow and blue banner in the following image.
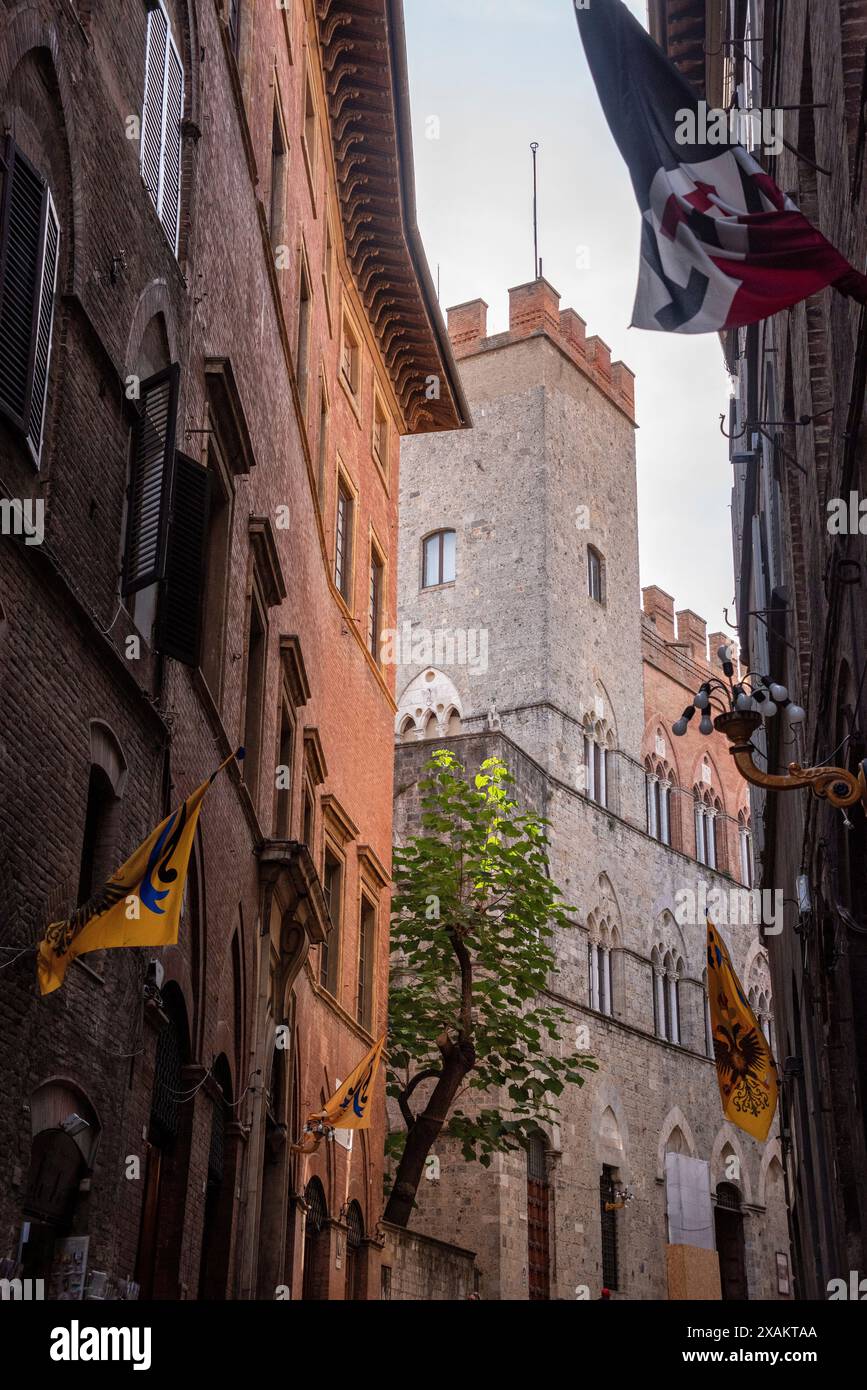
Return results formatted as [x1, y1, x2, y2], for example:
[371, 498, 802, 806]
[37, 751, 239, 995]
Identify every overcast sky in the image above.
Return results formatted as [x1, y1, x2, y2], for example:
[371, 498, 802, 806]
[403, 0, 737, 640]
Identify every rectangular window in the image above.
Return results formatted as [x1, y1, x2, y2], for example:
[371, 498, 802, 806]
[588, 547, 603, 602]
[357, 896, 376, 1030]
[142, 2, 184, 254]
[422, 530, 456, 588]
[335, 477, 354, 601]
[242, 589, 267, 804]
[600, 1167, 619, 1290]
[302, 788, 314, 850]
[372, 395, 388, 473]
[273, 702, 294, 838]
[317, 379, 329, 501]
[227, 0, 242, 56]
[341, 315, 360, 396]
[368, 548, 383, 660]
[323, 215, 336, 326]
[269, 102, 287, 245]
[296, 251, 311, 414]
[320, 851, 342, 994]
[0, 139, 61, 466]
[301, 68, 317, 194]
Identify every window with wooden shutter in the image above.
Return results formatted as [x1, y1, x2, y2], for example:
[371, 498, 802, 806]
[155, 452, 211, 667]
[122, 365, 180, 595]
[141, 3, 184, 254]
[0, 138, 61, 466]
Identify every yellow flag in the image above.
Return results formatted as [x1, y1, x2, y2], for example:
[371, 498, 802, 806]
[707, 920, 778, 1142]
[321, 1034, 386, 1130]
[37, 752, 237, 995]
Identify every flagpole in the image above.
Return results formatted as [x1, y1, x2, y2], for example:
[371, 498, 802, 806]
[530, 141, 540, 279]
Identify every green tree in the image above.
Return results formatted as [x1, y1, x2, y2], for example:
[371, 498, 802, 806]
[384, 750, 596, 1227]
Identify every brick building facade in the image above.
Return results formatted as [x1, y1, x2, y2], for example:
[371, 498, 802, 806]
[651, 0, 867, 1301]
[391, 280, 790, 1299]
[0, 0, 465, 1301]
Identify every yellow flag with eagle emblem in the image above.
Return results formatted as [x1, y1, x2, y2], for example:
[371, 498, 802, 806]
[37, 751, 240, 995]
[707, 919, 778, 1142]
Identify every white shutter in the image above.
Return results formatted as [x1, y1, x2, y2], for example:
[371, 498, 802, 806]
[26, 188, 60, 465]
[141, 6, 168, 209]
[160, 37, 184, 252]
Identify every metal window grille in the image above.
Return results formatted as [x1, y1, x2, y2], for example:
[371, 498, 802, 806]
[600, 1166, 619, 1290]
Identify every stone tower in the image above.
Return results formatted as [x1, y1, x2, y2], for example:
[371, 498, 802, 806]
[391, 280, 791, 1302]
[396, 278, 642, 815]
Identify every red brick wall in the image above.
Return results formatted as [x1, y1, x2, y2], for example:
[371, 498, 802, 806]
[0, 0, 409, 1298]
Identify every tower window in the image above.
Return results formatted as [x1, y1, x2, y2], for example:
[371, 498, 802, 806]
[588, 546, 605, 603]
[422, 530, 456, 589]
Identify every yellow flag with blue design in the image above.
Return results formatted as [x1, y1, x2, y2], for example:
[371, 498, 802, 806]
[37, 752, 238, 995]
[707, 920, 778, 1142]
[321, 1034, 386, 1130]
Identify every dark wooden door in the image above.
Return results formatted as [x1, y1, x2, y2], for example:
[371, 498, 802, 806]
[527, 1175, 550, 1299]
[715, 1185, 748, 1300]
[527, 1136, 550, 1301]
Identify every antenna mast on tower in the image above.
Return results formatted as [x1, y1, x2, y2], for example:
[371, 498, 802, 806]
[530, 141, 541, 279]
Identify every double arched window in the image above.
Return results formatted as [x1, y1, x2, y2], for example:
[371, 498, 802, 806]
[422, 529, 456, 589]
[583, 718, 614, 810]
[694, 786, 723, 869]
[652, 946, 683, 1044]
[587, 920, 618, 1017]
[645, 756, 673, 846]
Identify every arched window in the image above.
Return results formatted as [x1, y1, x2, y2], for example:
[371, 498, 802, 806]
[526, 1134, 550, 1300]
[694, 788, 722, 869]
[587, 545, 605, 603]
[587, 922, 616, 1017]
[583, 720, 613, 810]
[422, 529, 456, 588]
[738, 810, 754, 887]
[653, 946, 681, 1044]
[645, 756, 672, 846]
[302, 1177, 329, 1300]
[77, 723, 127, 909]
[345, 1200, 364, 1300]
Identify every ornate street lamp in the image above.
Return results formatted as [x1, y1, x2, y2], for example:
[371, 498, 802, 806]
[671, 645, 867, 812]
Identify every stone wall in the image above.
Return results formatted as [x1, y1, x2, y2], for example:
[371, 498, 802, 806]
[380, 1223, 476, 1302]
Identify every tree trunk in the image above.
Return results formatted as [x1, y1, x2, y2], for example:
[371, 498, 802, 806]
[383, 1048, 473, 1227]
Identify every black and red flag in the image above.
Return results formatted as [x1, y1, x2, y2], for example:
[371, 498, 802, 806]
[574, 0, 867, 333]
